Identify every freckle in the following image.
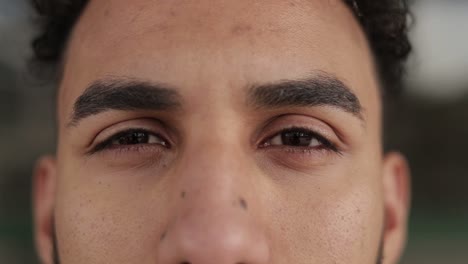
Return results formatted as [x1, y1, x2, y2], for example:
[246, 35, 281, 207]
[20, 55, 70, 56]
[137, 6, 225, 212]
[231, 24, 253, 35]
[170, 10, 176, 17]
[104, 9, 110, 17]
[239, 197, 248, 210]
[181, 191, 186, 198]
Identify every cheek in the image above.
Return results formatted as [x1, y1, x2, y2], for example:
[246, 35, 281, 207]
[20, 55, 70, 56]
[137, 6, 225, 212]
[319, 190, 383, 262]
[268, 179, 383, 263]
[54, 168, 169, 263]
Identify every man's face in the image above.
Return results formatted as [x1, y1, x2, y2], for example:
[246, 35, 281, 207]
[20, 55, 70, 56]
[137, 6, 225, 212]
[33, 0, 410, 263]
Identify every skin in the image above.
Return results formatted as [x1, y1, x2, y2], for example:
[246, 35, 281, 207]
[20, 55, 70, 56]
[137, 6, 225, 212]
[33, 0, 411, 263]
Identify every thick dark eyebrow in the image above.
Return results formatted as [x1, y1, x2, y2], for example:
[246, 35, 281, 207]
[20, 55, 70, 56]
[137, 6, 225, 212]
[68, 78, 181, 127]
[247, 73, 363, 120]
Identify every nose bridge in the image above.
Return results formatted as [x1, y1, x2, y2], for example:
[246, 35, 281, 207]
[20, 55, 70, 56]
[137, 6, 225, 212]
[176, 146, 247, 223]
[157, 124, 270, 263]
[179, 113, 250, 199]
[176, 127, 253, 226]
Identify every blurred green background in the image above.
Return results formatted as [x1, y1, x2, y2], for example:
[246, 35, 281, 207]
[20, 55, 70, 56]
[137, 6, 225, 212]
[1, 0, 467, 263]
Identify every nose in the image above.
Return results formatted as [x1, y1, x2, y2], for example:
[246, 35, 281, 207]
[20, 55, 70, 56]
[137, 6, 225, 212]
[158, 208, 270, 264]
[157, 145, 270, 264]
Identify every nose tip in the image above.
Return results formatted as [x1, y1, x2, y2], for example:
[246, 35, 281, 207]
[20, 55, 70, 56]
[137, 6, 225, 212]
[157, 203, 270, 264]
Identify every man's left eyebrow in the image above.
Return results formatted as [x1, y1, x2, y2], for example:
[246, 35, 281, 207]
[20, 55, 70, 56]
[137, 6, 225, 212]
[247, 73, 364, 120]
[68, 78, 182, 127]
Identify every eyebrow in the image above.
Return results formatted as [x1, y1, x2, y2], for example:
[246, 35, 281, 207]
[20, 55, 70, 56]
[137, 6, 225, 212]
[247, 73, 363, 120]
[69, 73, 363, 127]
[68, 78, 181, 126]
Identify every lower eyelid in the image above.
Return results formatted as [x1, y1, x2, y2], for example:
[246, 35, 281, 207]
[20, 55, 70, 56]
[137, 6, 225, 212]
[263, 144, 327, 152]
[261, 146, 337, 168]
[94, 143, 167, 157]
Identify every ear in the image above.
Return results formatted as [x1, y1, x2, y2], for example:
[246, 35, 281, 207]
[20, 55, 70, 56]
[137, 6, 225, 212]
[33, 156, 57, 264]
[381, 152, 411, 264]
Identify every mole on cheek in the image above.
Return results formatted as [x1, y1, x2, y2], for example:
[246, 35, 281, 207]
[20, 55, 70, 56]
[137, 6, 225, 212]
[181, 191, 186, 199]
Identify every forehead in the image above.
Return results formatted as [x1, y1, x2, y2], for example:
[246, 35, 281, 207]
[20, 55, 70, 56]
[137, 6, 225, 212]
[59, 0, 379, 126]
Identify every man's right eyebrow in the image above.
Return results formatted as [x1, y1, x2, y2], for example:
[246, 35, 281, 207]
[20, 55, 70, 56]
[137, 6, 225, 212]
[68, 78, 182, 127]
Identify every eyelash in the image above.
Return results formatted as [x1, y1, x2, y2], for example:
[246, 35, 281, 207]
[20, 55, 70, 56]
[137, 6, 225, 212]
[88, 126, 340, 155]
[260, 126, 340, 154]
[89, 128, 170, 155]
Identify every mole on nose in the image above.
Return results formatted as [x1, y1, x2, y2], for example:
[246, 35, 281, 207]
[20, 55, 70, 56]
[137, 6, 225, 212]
[160, 230, 167, 241]
[239, 197, 248, 210]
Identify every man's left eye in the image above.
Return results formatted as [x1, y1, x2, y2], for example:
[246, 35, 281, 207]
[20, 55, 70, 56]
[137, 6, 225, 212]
[269, 130, 321, 147]
[261, 127, 337, 151]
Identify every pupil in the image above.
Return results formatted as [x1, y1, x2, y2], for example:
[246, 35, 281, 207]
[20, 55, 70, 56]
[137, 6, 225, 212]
[118, 132, 149, 145]
[281, 131, 313, 146]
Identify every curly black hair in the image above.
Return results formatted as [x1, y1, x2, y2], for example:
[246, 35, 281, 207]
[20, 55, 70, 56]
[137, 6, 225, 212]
[31, 0, 411, 95]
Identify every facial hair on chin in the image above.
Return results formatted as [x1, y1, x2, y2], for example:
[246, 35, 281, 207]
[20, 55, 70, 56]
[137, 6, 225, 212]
[52, 221, 60, 264]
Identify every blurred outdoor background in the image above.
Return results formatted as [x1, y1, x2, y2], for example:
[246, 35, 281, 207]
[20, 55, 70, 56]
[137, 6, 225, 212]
[1, 0, 467, 263]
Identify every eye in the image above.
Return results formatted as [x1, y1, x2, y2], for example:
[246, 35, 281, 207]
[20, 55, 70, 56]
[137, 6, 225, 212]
[270, 130, 321, 147]
[111, 130, 166, 146]
[261, 127, 338, 152]
[90, 129, 169, 154]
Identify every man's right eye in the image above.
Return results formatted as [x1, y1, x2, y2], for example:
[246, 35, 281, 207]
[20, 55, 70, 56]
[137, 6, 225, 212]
[90, 129, 169, 154]
[111, 130, 165, 146]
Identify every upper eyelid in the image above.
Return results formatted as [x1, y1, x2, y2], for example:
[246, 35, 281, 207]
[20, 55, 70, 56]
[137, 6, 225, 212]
[256, 113, 340, 141]
[101, 128, 156, 143]
[85, 117, 172, 146]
